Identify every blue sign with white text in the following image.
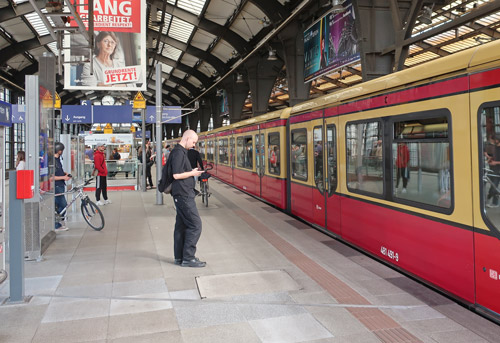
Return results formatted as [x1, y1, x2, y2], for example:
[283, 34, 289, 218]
[146, 106, 182, 124]
[135, 130, 151, 139]
[61, 105, 92, 123]
[0, 100, 12, 126]
[93, 105, 133, 123]
[12, 104, 25, 123]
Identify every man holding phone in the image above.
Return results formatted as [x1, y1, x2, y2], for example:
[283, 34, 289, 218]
[54, 142, 71, 232]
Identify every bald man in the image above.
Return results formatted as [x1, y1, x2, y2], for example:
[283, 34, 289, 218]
[170, 130, 206, 267]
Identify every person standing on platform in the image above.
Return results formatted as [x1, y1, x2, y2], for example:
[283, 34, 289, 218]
[396, 142, 410, 193]
[94, 143, 111, 206]
[170, 130, 205, 268]
[16, 150, 26, 170]
[54, 142, 71, 232]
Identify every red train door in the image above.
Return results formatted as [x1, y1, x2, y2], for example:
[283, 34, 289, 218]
[324, 120, 341, 235]
[312, 124, 326, 228]
[230, 136, 235, 184]
[256, 132, 265, 198]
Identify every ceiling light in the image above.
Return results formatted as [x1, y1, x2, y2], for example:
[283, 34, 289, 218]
[260, 17, 271, 27]
[268, 48, 278, 61]
[236, 73, 244, 83]
[417, 5, 433, 25]
[216, 89, 224, 97]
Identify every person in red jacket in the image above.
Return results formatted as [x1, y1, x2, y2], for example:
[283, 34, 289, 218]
[94, 142, 111, 205]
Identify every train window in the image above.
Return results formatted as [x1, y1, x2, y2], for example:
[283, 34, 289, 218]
[346, 121, 383, 194]
[219, 138, 229, 165]
[207, 140, 214, 161]
[256, 134, 264, 174]
[314, 126, 324, 192]
[214, 139, 218, 164]
[230, 137, 235, 167]
[326, 125, 337, 195]
[199, 141, 205, 160]
[480, 104, 500, 233]
[237, 136, 253, 169]
[291, 129, 307, 181]
[392, 117, 451, 208]
[268, 133, 280, 175]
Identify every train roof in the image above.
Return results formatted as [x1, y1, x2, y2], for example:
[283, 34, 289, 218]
[290, 40, 500, 115]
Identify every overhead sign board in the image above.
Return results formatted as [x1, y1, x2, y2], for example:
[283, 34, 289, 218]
[85, 133, 134, 146]
[0, 100, 11, 126]
[145, 106, 182, 124]
[12, 104, 25, 124]
[64, 0, 147, 92]
[93, 104, 133, 123]
[304, 0, 360, 82]
[61, 105, 92, 123]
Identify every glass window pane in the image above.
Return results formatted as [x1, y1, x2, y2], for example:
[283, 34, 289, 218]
[237, 137, 244, 168]
[268, 133, 280, 175]
[393, 117, 451, 208]
[314, 126, 324, 192]
[207, 140, 214, 161]
[244, 136, 253, 169]
[481, 104, 500, 233]
[291, 129, 307, 181]
[326, 125, 337, 195]
[199, 140, 205, 159]
[346, 121, 383, 194]
[230, 137, 235, 167]
[219, 138, 228, 164]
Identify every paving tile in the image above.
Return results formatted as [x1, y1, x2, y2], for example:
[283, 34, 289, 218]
[249, 313, 333, 342]
[112, 278, 168, 297]
[233, 292, 307, 320]
[175, 302, 246, 329]
[109, 330, 182, 343]
[311, 307, 370, 337]
[181, 322, 261, 343]
[107, 309, 178, 339]
[110, 292, 172, 316]
[32, 316, 109, 343]
[428, 329, 489, 343]
[41, 298, 110, 323]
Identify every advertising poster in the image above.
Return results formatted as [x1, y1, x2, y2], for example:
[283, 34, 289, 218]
[64, 0, 146, 91]
[220, 90, 229, 116]
[304, 0, 359, 82]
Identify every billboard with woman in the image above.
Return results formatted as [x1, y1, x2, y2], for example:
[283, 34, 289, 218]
[64, 0, 146, 91]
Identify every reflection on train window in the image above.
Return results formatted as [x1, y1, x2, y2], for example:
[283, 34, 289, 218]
[237, 136, 253, 169]
[346, 121, 383, 194]
[291, 129, 307, 181]
[255, 134, 264, 174]
[230, 137, 235, 167]
[314, 126, 324, 192]
[199, 141, 205, 160]
[207, 140, 214, 161]
[327, 125, 337, 195]
[393, 117, 451, 208]
[219, 138, 229, 165]
[481, 104, 500, 232]
[268, 133, 280, 175]
[214, 139, 218, 164]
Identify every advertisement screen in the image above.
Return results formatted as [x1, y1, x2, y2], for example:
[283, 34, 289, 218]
[304, 0, 359, 82]
[64, 0, 146, 91]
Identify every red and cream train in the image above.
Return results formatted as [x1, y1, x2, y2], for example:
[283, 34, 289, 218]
[168, 41, 500, 322]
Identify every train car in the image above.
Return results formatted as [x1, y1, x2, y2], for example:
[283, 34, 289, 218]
[197, 40, 500, 322]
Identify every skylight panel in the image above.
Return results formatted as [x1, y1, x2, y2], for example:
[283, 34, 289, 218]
[177, 0, 206, 16]
[161, 44, 183, 61]
[24, 11, 54, 37]
[162, 64, 173, 74]
[47, 42, 58, 55]
[169, 17, 194, 43]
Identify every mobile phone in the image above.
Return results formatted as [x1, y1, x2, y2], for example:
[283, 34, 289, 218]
[67, 174, 72, 178]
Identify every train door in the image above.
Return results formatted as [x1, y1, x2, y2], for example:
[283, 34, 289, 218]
[230, 136, 235, 184]
[472, 90, 500, 316]
[312, 124, 326, 228]
[255, 131, 265, 197]
[324, 117, 340, 235]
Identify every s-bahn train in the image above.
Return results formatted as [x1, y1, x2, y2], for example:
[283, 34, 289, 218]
[168, 40, 500, 322]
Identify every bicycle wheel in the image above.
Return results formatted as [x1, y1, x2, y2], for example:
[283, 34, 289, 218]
[81, 199, 105, 231]
[203, 182, 209, 207]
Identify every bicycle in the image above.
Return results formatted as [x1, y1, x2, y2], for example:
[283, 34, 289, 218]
[199, 163, 213, 207]
[55, 178, 105, 231]
[483, 167, 500, 208]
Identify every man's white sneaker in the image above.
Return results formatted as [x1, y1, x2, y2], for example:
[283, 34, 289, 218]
[104, 199, 112, 204]
[54, 226, 69, 232]
[96, 200, 105, 206]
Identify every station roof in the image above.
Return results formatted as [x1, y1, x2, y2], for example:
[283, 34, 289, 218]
[0, 0, 499, 117]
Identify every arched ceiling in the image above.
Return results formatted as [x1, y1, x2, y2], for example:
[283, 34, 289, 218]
[0, 0, 499, 118]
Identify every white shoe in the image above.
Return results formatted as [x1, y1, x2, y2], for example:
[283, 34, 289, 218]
[96, 200, 105, 206]
[104, 199, 112, 204]
[54, 226, 69, 232]
[402, 188, 407, 194]
[487, 202, 499, 208]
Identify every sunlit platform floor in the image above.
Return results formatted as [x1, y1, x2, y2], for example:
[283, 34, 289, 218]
[1, 179, 499, 343]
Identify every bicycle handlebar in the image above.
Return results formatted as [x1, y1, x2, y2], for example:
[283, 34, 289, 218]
[204, 163, 214, 171]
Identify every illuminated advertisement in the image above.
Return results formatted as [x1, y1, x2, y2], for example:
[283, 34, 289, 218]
[64, 0, 146, 91]
[304, 0, 359, 82]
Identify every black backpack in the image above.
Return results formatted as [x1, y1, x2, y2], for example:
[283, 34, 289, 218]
[158, 155, 173, 194]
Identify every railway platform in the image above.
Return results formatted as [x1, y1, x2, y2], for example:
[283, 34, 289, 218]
[0, 179, 499, 342]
